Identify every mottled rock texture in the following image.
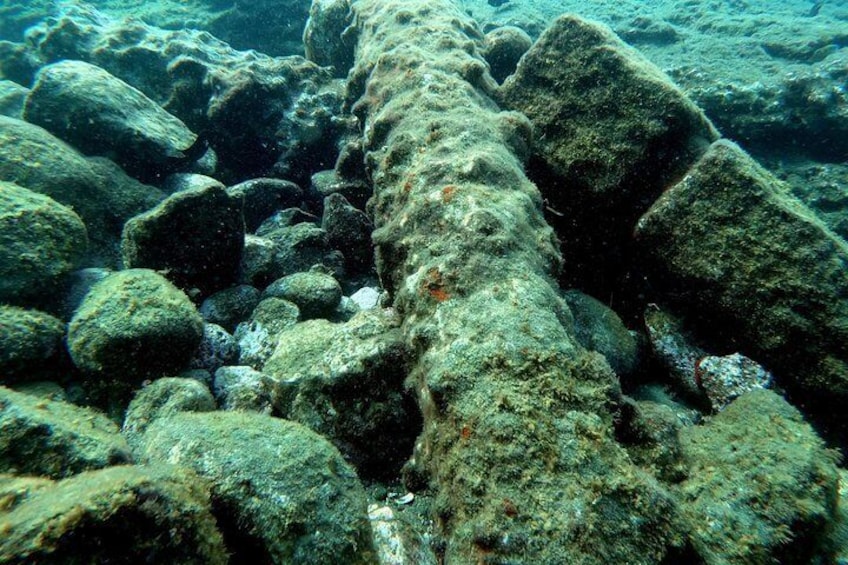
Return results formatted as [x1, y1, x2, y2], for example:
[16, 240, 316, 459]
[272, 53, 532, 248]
[0, 386, 132, 478]
[67, 269, 204, 381]
[0, 465, 228, 564]
[0, 181, 87, 306]
[348, 1, 682, 561]
[636, 140, 848, 432]
[677, 390, 839, 564]
[139, 410, 375, 564]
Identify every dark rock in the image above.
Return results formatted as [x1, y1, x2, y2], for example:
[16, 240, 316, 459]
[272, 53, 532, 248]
[482, 25, 532, 84]
[24, 60, 198, 182]
[198, 284, 261, 333]
[121, 181, 244, 296]
[0, 306, 65, 384]
[189, 323, 240, 373]
[58, 267, 112, 321]
[635, 140, 848, 429]
[677, 390, 839, 564]
[255, 208, 320, 234]
[0, 465, 228, 564]
[0, 385, 132, 478]
[264, 309, 419, 481]
[139, 410, 376, 564]
[0, 116, 163, 266]
[322, 193, 374, 274]
[310, 168, 371, 210]
[227, 177, 303, 232]
[0, 181, 88, 306]
[67, 269, 204, 381]
[242, 222, 343, 287]
[121, 377, 216, 453]
[563, 290, 639, 378]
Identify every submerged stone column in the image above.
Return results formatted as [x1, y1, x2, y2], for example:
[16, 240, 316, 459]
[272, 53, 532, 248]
[348, 1, 678, 562]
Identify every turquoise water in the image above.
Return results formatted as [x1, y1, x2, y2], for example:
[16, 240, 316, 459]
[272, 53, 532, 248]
[1, 0, 847, 563]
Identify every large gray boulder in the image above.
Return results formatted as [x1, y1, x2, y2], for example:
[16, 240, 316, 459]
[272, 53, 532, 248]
[24, 60, 200, 181]
[498, 15, 718, 297]
[677, 390, 839, 564]
[139, 410, 375, 564]
[263, 309, 419, 480]
[635, 140, 848, 428]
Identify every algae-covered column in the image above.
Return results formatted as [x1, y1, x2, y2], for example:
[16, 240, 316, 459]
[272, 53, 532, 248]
[348, 1, 678, 562]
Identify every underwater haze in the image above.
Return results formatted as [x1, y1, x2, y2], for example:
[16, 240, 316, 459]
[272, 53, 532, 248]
[1, 0, 847, 563]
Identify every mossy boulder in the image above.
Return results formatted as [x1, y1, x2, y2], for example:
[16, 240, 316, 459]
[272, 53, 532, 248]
[0, 116, 163, 265]
[0, 464, 227, 564]
[262, 271, 342, 319]
[121, 182, 244, 296]
[24, 60, 199, 181]
[0, 386, 131, 478]
[0, 181, 87, 305]
[263, 309, 418, 480]
[67, 269, 204, 381]
[677, 390, 840, 564]
[635, 140, 848, 428]
[139, 410, 375, 564]
[121, 377, 216, 453]
[0, 306, 65, 383]
[498, 14, 718, 298]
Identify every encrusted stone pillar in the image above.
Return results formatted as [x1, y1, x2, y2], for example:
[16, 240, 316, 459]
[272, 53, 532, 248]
[347, 1, 679, 562]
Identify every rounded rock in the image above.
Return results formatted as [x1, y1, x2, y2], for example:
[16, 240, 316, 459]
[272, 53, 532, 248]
[262, 271, 342, 320]
[67, 269, 204, 381]
[0, 306, 66, 384]
[0, 181, 88, 305]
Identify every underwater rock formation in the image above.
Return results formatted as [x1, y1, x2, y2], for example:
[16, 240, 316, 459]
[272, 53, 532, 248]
[0, 116, 162, 266]
[0, 465, 228, 564]
[67, 269, 204, 381]
[677, 390, 840, 564]
[0, 306, 65, 383]
[139, 410, 375, 564]
[498, 14, 719, 301]
[348, 0, 681, 561]
[0, 386, 132, 479]
[121, 180, 244, 297]
[264, 308, 419, 481]
[636, 139, 848, 430]
[24, 59, 200, 182]
[0, 181, 88, 306]
[5, 4, 350, 183]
